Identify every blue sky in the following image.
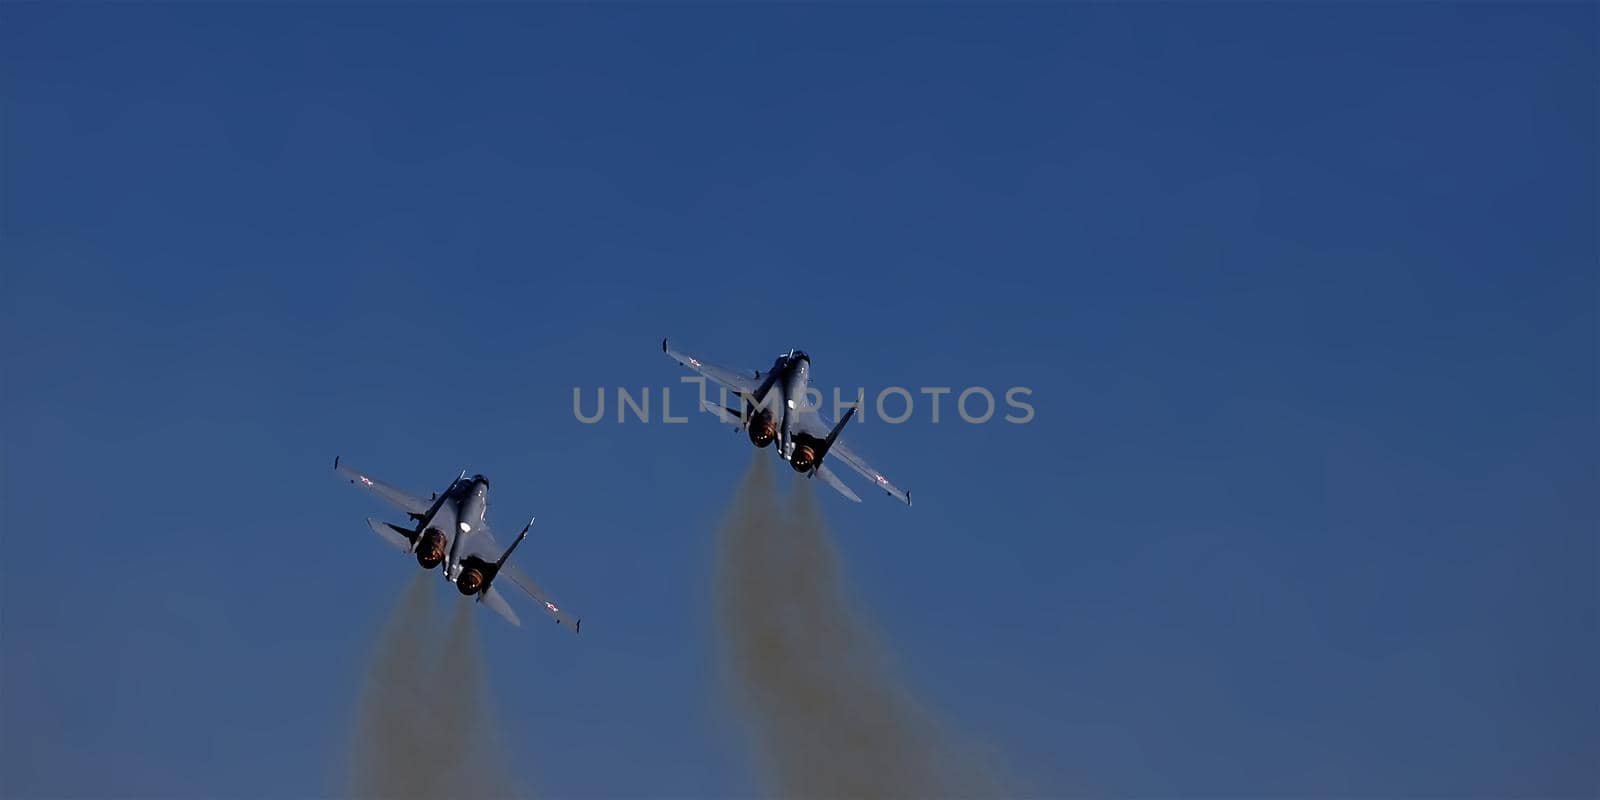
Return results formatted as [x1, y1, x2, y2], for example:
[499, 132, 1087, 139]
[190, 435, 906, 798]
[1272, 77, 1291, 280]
[2, 4, 1595, 797]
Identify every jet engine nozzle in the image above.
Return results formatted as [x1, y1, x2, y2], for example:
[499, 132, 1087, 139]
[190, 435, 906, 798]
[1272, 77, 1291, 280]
[790, 444, 817, 473]
[416, 528, 447, 569]
[455, 567, 487, 596]
[747, 410, 777, 448]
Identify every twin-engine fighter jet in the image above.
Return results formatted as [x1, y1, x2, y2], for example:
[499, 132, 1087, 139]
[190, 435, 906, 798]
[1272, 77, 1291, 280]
[662, 340, 910, 505]
[334, 458, 580, 632]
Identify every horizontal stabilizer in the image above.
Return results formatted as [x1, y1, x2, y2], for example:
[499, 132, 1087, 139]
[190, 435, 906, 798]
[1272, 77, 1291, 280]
[815, 464, 862, 503]
[479, 585, 520, 627]
[700, 399, 745, 429]
[365, 518, 413, 553]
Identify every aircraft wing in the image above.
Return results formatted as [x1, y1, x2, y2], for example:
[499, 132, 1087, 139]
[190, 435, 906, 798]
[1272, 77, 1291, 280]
[334, 457, 431, 516]
[663, 339, 758, 397]
[828, 440, 911, 505]
[503, 564, 582, 633]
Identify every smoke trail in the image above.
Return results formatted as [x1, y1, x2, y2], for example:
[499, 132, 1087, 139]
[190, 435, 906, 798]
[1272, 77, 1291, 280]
[348, 572, 442, 800]
[347, 574, 519, 799]
[434, 603, 517, 799]
[716, 455, 999, 799]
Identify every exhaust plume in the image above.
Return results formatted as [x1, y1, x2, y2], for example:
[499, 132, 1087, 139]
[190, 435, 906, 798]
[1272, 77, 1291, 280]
[716, 455, 999, 798]
[347, 573, 518, 799]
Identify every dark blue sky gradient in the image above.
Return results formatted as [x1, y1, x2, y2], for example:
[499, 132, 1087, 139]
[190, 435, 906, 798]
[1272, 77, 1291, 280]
[3, 5, 1595, 797]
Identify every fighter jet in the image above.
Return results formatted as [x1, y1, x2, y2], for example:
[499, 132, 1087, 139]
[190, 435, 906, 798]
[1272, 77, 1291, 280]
[334, 457, 580, 631]
[662, 339, 910, 505]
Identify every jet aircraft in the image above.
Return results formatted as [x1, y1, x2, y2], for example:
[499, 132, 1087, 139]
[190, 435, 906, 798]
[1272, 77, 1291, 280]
[662, 339, 910, 505]
[334, 457, 580, 631]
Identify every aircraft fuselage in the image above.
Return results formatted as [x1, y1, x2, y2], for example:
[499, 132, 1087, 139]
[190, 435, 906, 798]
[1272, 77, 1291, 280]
[444, 475, 491, 582]
[760, 350, 811, 461]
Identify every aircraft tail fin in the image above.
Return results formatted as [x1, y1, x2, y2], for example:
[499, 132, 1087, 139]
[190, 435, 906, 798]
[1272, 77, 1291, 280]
[474, 518, 533, 628]
[814, 407, 856, 466]
[494, 519, 533, 571]
[407, 470, 465, 524]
